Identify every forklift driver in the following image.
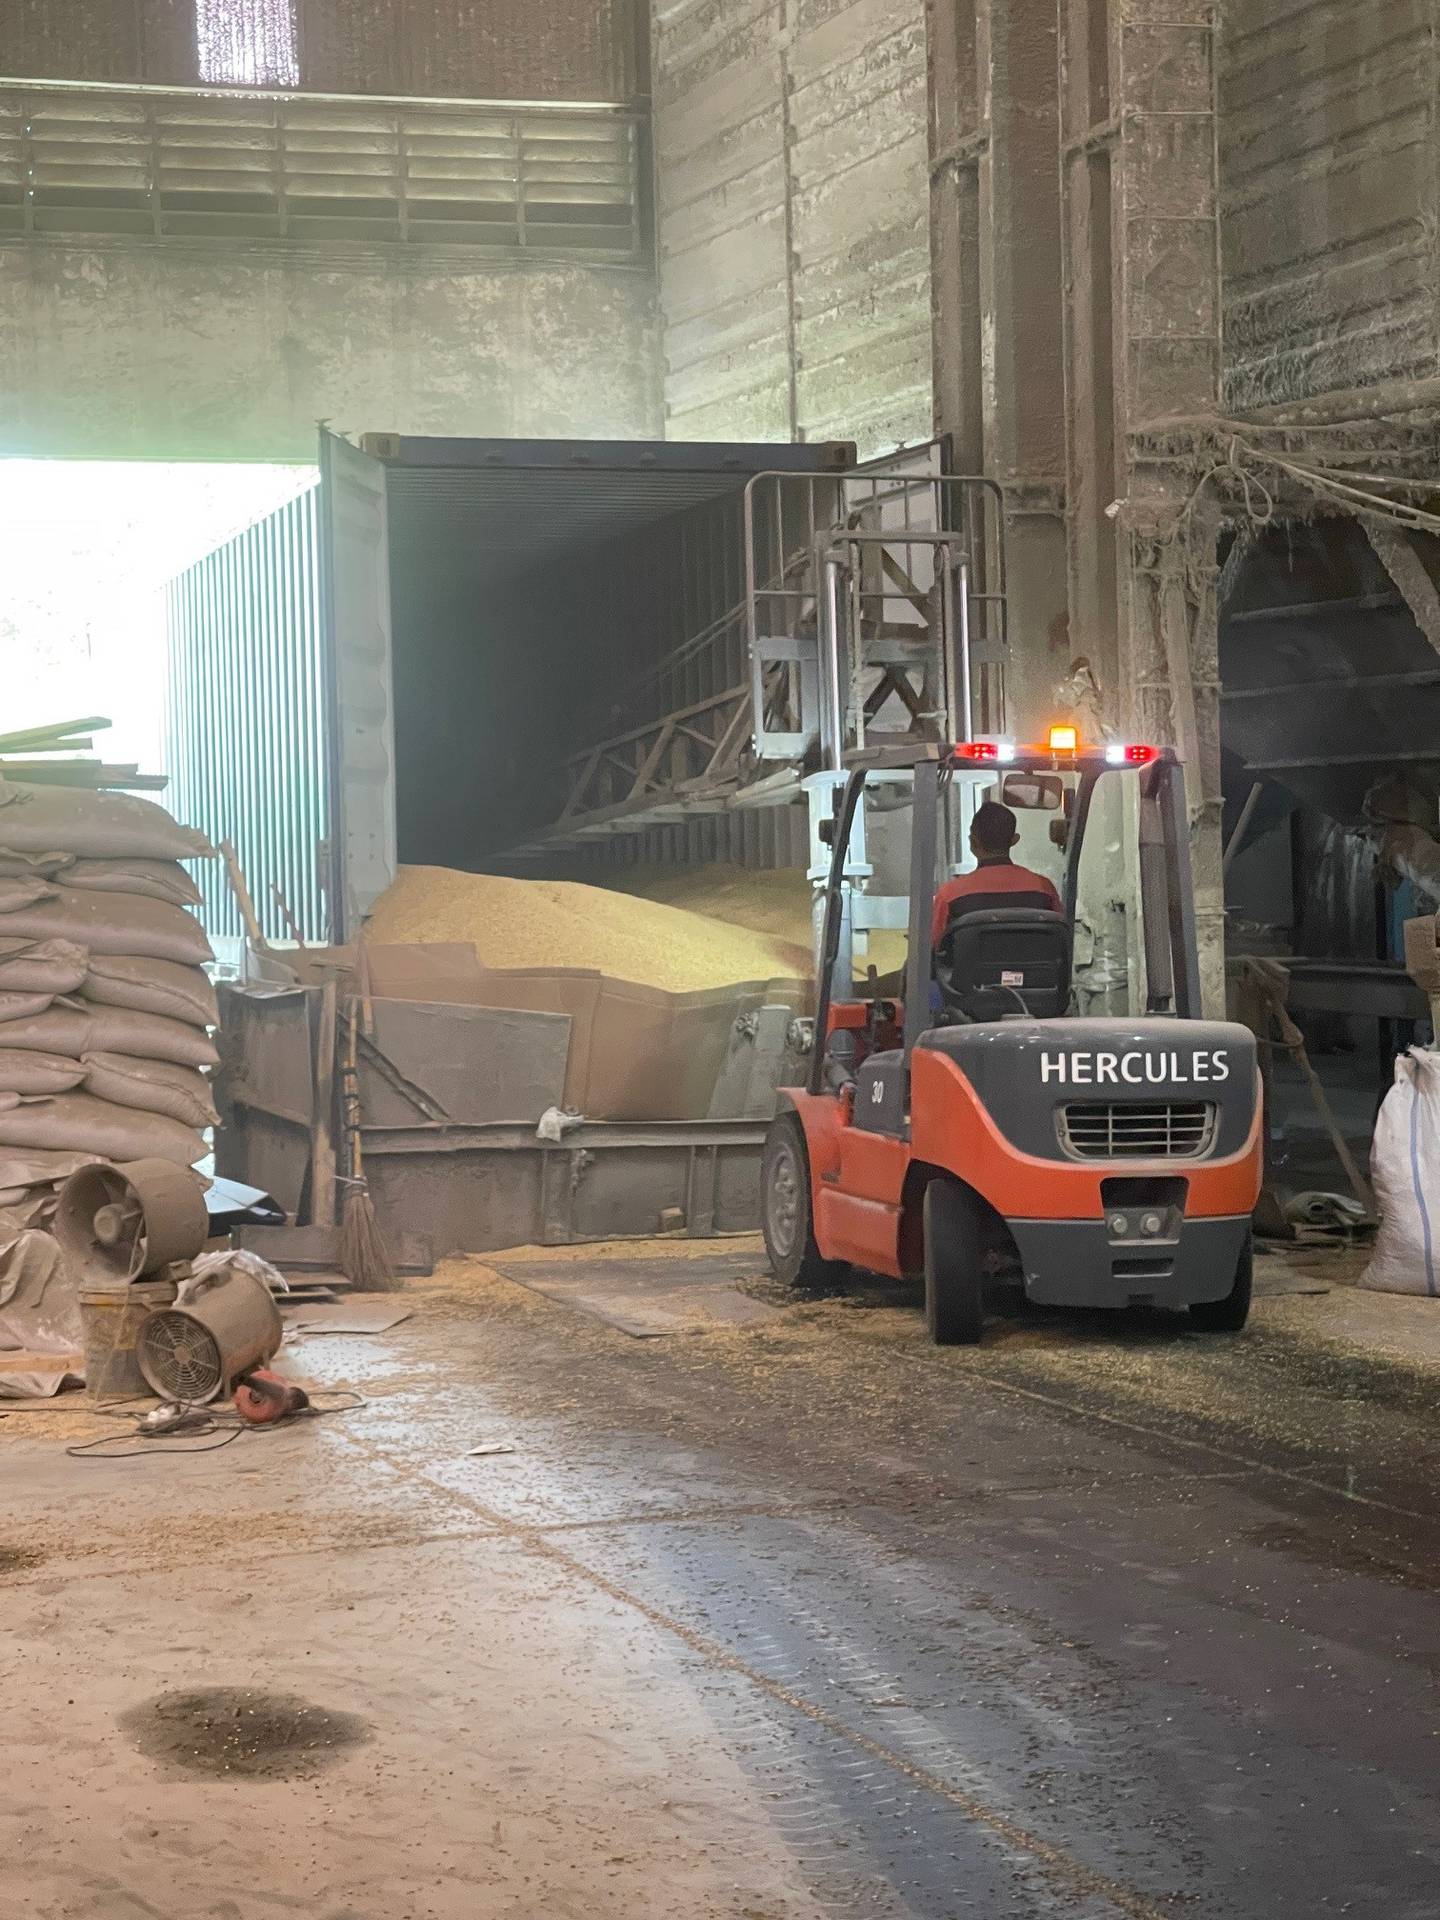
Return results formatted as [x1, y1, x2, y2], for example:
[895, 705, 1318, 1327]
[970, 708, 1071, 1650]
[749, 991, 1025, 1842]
[930, 799, 1062, 946]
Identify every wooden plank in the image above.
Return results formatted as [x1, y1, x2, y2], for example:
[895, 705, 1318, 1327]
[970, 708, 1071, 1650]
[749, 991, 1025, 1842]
[221, 838, 269, 951]
[310, 979, 338, 1230]
[0, 715, 110, 753]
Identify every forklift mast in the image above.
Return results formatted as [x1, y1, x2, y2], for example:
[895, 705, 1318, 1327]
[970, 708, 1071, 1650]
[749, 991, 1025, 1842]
[772, 461, 1201, 1063]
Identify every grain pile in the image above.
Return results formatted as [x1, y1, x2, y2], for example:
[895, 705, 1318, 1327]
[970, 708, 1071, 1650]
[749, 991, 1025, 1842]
[0, 779, 217, 1207]
[617, 863, 908, 984]
[367, 866, 814, 992]
[614, 865, 816, 947]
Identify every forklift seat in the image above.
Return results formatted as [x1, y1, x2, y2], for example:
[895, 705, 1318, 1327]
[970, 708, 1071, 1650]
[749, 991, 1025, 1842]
[935, 907, 1072, 1019]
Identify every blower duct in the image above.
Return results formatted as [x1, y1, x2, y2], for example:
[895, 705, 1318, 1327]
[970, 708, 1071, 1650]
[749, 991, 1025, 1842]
[55, 1158, 209, 1285]
[138, 1265, 284, 1406]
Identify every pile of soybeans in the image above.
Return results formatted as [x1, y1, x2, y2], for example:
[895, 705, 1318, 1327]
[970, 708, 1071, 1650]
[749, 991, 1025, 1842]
[367, 866, 814, 993]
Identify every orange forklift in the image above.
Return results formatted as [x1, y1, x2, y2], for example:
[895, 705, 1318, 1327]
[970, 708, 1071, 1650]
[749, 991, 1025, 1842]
[761, 730, 1263, 1342]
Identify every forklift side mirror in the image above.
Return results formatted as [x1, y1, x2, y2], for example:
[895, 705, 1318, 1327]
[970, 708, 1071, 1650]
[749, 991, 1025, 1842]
[818, 818, 836, 846]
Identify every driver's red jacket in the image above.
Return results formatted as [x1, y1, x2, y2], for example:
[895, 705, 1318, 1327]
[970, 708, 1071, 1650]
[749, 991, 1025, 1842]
[930, 859, 1062, 946]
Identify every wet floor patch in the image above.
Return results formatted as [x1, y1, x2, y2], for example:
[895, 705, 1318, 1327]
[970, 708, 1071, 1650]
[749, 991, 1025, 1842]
[119, 1687, 370, 1780]
[0, 1546, 45, 1574]
[1248, 1521, 1440, 1594]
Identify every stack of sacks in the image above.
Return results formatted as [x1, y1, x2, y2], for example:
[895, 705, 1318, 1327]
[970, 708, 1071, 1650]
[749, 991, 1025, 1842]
[0, 780, 218, 1185]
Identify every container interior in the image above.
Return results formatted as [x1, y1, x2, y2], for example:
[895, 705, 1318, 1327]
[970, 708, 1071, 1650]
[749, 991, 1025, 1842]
[383, 453, 766, 868]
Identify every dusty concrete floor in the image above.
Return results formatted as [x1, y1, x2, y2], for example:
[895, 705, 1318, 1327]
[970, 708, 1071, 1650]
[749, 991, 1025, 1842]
[3, 1237, 1439, 1920]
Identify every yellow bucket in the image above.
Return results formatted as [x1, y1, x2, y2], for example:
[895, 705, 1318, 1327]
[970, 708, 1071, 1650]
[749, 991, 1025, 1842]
[79, 1280, 178, 1405]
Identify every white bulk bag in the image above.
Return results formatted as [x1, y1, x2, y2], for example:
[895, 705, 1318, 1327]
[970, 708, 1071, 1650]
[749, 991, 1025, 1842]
[1362, 1047, 1440, 1297]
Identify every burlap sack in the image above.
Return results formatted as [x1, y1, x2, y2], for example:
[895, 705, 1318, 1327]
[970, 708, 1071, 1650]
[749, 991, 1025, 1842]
[0, 1049, 87, 1096]
[0, 937, 89, 995]
[82, 1053, 218, 1129]
[0, 1093, 204, 1167]
[82, 955, 218, 1030]
[0, 781, 215, 861]
[0, 991, 57, 1024]
[62, 858, 204, 908]
[0, 883, 212, 964]
[0, 1006, 218, 1068]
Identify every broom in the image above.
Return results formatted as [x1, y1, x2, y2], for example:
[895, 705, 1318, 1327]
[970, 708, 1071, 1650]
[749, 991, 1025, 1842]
[338, 974, 397, 1292]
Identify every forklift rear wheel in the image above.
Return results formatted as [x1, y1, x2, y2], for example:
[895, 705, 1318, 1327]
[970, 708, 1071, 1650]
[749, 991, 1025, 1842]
[762, 1113, 845, 1292]
[1189, 1228, 1253, 1332]
[923, 1177, 986, 1345]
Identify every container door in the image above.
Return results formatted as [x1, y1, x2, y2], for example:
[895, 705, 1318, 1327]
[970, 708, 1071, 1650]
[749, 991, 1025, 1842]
[852, 438, 946, 480]
[320, 430, 396, 942]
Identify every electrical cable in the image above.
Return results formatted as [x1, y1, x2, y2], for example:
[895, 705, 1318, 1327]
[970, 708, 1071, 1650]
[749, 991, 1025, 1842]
[66, 1422, 244, 1460]
[65, 1389, 366, 1461]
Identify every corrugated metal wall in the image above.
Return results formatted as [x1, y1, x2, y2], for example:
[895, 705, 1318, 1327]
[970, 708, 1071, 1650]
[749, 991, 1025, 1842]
[653, 0, 932, 458]
[1221, 0, 1439, 407]
[165, 485, 331, 943]
[0, 0, 645, 101]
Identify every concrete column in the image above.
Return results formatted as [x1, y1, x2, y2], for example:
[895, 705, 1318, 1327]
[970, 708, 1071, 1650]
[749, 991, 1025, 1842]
[1058, 0, 1225, 1009]
[927, 0, 1070, 737]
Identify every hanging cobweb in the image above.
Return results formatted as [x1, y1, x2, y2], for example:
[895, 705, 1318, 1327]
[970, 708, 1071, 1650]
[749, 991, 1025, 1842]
[196, 0, 300, 87]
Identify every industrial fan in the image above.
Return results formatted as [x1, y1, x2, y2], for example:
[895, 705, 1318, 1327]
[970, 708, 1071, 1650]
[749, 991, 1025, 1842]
[55, 1158, 293, 1419]
[137, 1266, 284, 1406]
[55, 1158, 209, 1285]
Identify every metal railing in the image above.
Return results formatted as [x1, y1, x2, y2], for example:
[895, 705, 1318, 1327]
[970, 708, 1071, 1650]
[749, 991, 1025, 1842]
[0, 79, 644, 259]
[744, 468, 1009, 764]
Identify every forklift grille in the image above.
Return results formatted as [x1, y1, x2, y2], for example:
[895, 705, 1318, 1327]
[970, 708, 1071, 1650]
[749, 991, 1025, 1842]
[1058, 1101, 1215, 1160]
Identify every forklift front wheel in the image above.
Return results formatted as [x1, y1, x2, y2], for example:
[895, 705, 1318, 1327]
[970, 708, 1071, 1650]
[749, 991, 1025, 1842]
[762, 1113, 846, 1292]
[1188, 1228, 1253, 1333]
[923, 1177, 986, 1346]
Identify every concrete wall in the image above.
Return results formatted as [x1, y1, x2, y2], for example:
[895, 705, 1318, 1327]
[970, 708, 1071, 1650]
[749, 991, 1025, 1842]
[653, 0, 932, 456]
[0, 244, 660, 460]
[1221, 0, 1439, 408]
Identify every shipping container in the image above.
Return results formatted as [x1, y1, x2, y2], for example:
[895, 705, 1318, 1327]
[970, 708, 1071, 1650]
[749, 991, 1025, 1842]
[166, 431, 855, 944]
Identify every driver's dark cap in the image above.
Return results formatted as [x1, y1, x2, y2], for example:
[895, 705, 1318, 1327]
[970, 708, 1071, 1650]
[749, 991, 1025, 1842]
[971, 800, 1018, 850]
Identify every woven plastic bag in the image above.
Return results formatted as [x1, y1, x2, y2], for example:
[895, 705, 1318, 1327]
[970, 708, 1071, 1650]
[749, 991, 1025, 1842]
[61, 859, 203, 908]
[0, 1093, 205, 1168]
[0, 937, 89, 995]
[0, 992, 58, 1024]
[0, 883, 211, 965]
[0, 780, 214, 861]
[1362, 1047, 1440, 1297]
[82, 955, 218, 1030]
[82, 1052, 218, 1129]
[0, 1049, 87, 1096]
[0, 1005, 218, 1069]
